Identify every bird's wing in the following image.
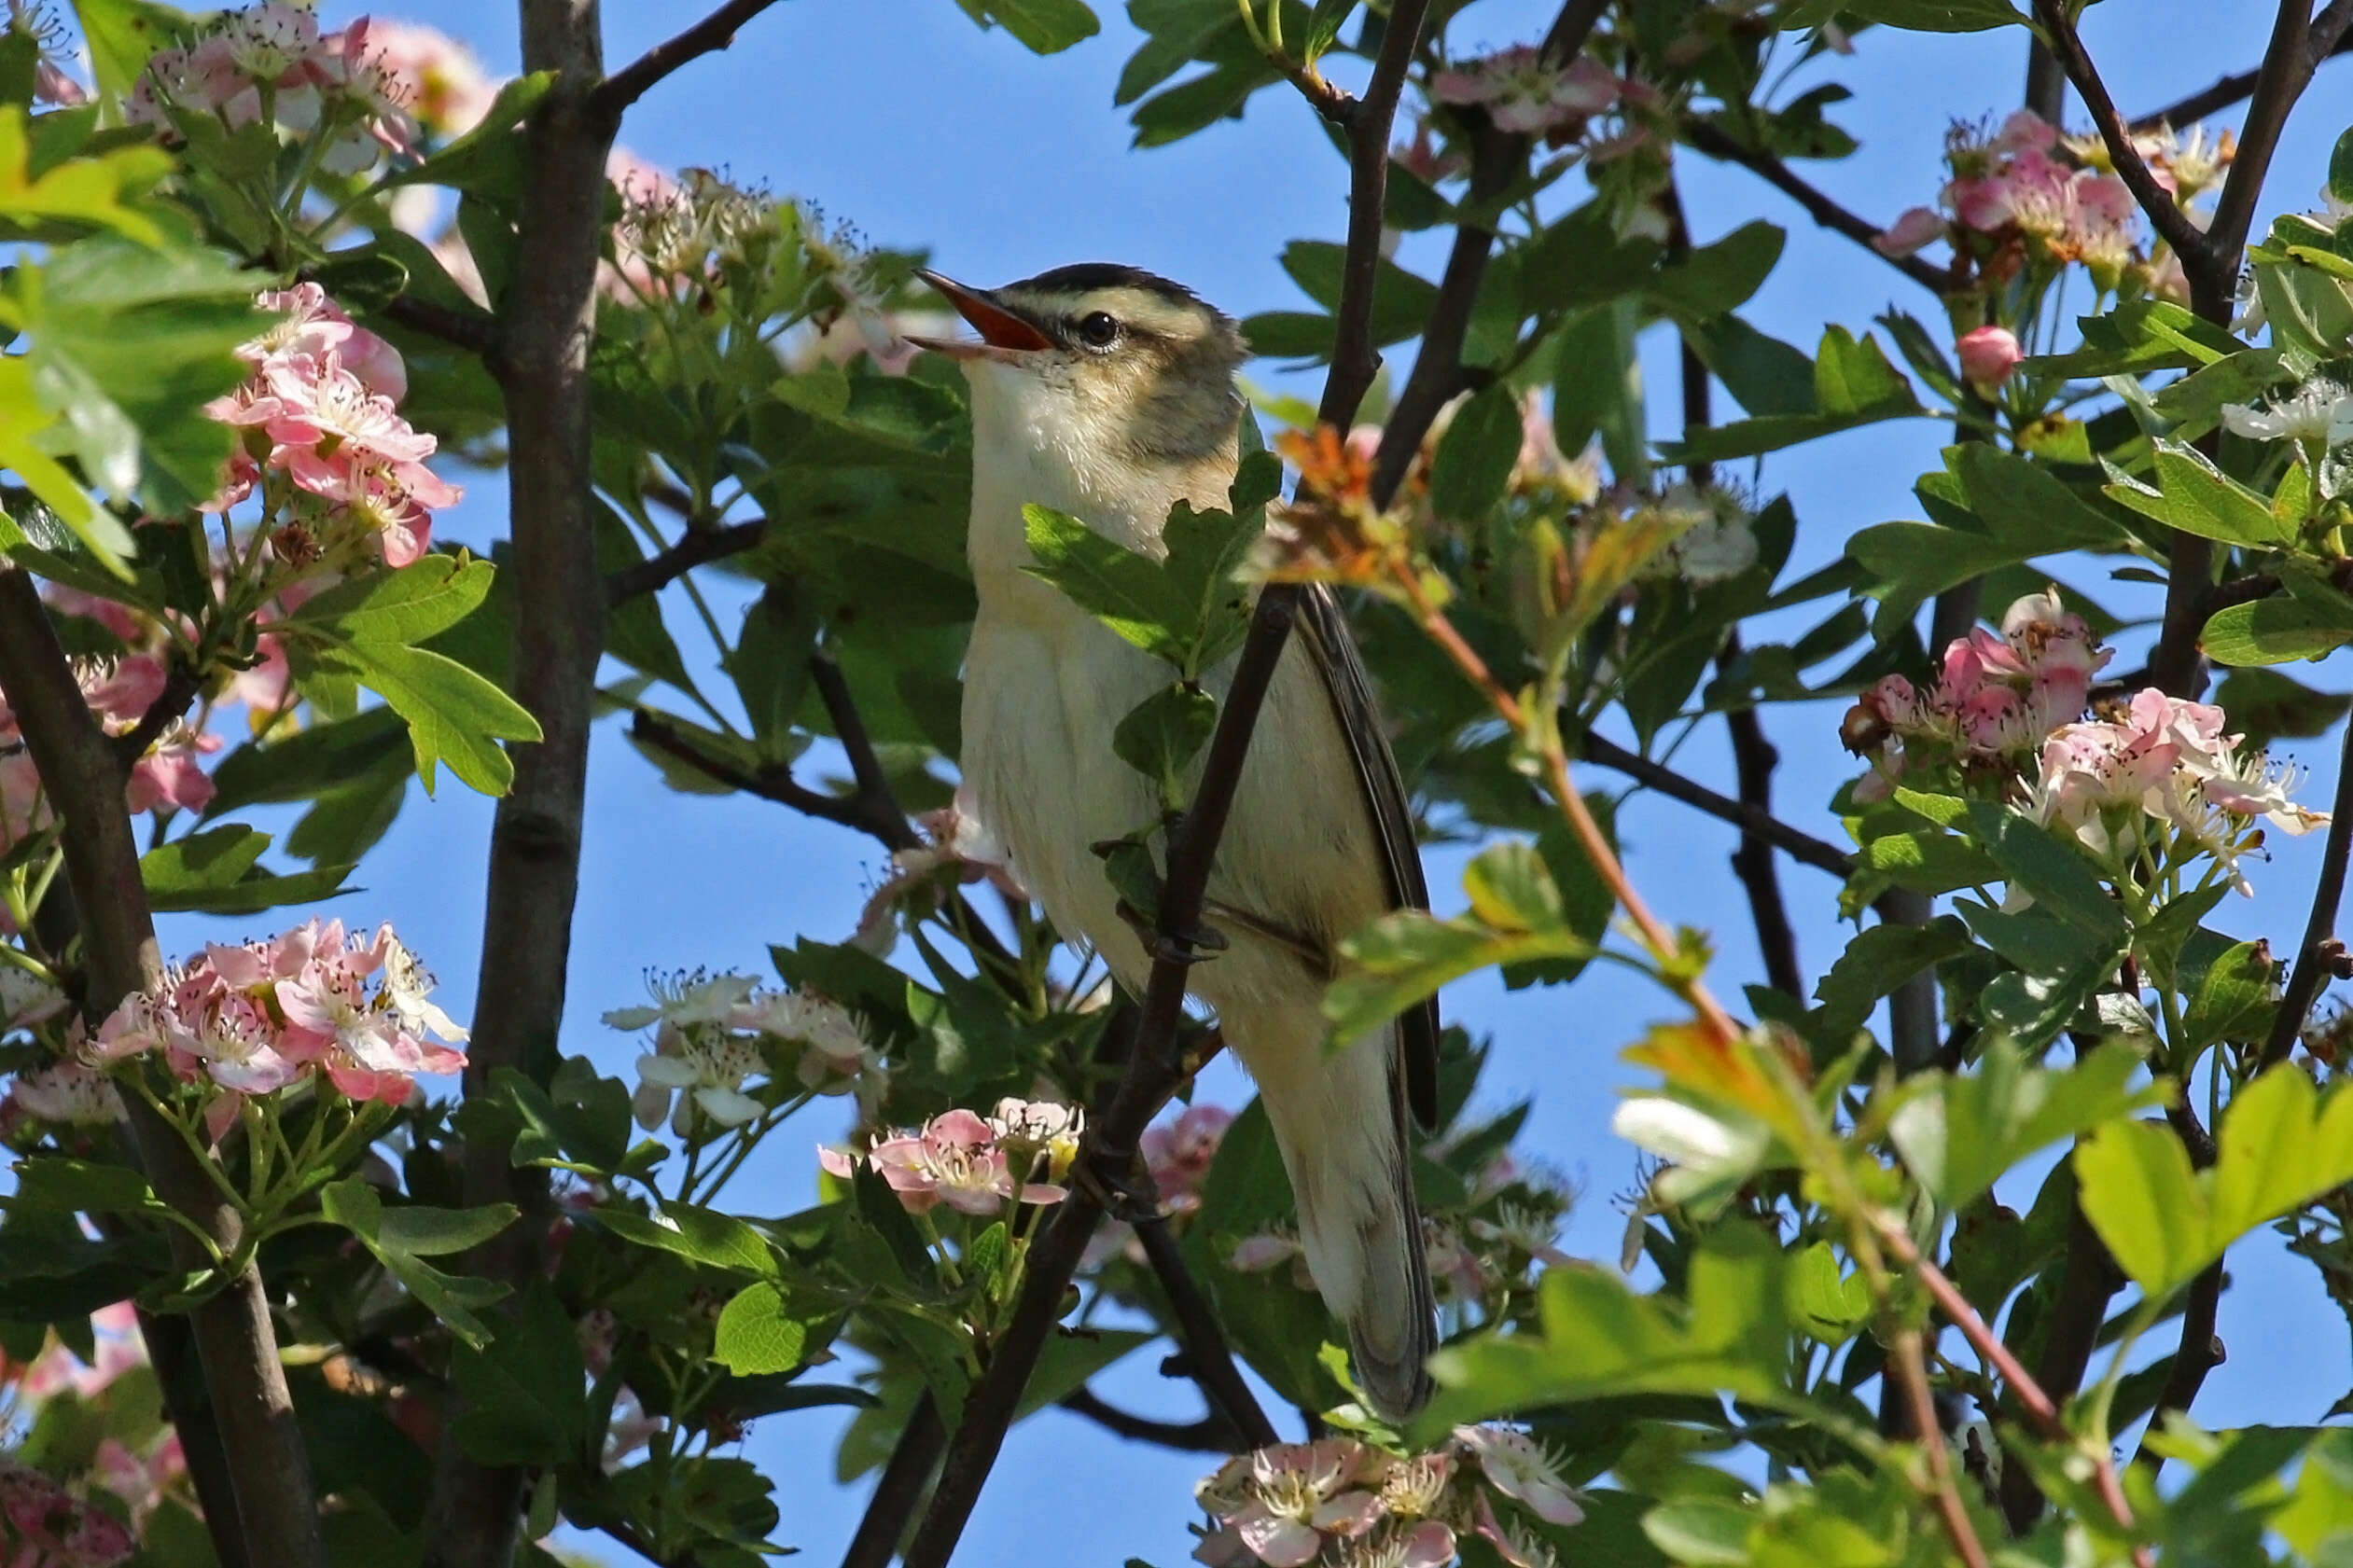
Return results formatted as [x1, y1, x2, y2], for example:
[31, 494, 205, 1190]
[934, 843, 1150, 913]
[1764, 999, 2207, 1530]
[1292, 583, 1441, 1131]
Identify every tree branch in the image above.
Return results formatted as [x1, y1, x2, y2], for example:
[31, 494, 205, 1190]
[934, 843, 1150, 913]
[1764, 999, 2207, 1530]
[2263, 711, 2353, 1065]
[2205, 0, 2353, 290]
[2132, 26, 2353, 131]
[112, 657, 203, 767]
[2030, 0, 2212, 268]
[841, 1395, 946, 1568]
[606, 518, 769, 605]
[590, 0, 792, 118]
[897, 9, 1432, 1564]
[375, 293, 502, 358]
[0, 571, 324, 1568]
[809, 653, 923, 854]
[1572, 728, 1855, 878]
[422, 4, 615, 1562]
[1130, 1207, 1278, 1449]
[1678, 119, 1961, 297]
[1057, 1386, 1244, 1451]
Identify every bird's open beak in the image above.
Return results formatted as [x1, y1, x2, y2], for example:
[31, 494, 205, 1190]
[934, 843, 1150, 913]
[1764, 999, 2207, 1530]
[903, 270, 1053, 360]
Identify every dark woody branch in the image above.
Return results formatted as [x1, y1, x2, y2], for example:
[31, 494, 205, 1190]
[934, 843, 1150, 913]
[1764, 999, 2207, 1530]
[0, 571, 326, 1568]
[1058, 1385, 1246, 1451]
[2132, 27, 2353, 130]
[1574, 728, 1856, 878]
[2263, 714, 2353, 1066]
[591, 0, 794, 118]
[895, 7, 1436, 1565]
[1678, 118, 1961, 297]
[606, 517, 770, 605]
[422, 2, 616, 1561]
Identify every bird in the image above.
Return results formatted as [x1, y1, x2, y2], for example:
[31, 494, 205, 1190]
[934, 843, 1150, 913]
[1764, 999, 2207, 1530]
[904, 263, 1441, 1419]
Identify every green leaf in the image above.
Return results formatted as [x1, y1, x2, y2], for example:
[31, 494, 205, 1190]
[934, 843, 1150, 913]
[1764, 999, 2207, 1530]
[1276, 241, 1439, 350]
[300, 641, 542, 797]
[1812, 916, 1973, 1041]
[2079, 1067, 2353, 1299]
[2137, 441, 2298, 547]
[1951, 443, 2126, 550]
[281, 555, 496, 645]
[319, 1179, 517, 1349]
[2332, 125, 2353, 208]
[1790, 1241, 1872, 1346]
[8, 233, 264, 519]
[70, 0, 192, 103]
[0, 104, 172, 243]
[1520, 201, 1663, 314]
[1427, 383, 1523, 521]
[954, 0, 1100, 52]
[595, 1200, 774, 1274]
[2202, 595, 2353, 666]
[1460, 840, 1565, 933]
[139, 826, 355, 914]
[1015, 1327, 1155, 1419]
[1650, 221, 1784, 319]
[1021, 503, 1190, 664]
[1413, 1224, 1797, 1443]
[714, 1281, 815, 1376]
[1835, 0, 2022, 28]
[1664, 326, 1922, 462]
[1888, 1037, 2159, 1209]
[1683, 314, 1816, 419]
[2022, 299, 2239, 379]
[1556, 300, 1649, 479]
[7, 1157, 165, 1217]
[381, 72, 553, 194]
[1110, 683, 1216, 808]
[449, 1284, 587, 1467]
[1963, 801, 2130, 945]
[2180, 939, 2277, 1053]
[486, 1061, 633, 1175]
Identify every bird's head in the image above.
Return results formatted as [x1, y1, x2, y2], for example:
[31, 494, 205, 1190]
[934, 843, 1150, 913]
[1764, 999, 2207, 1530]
[907, 264, 1247, 470]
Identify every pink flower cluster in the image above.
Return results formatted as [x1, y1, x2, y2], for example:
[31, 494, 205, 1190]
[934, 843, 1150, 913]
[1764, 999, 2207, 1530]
[2028, 689, 2326, 890]
[1843, 590, 2109, 803]
[0, 1459, 132, 1568]
[819, 1098, 1079, 1217]
[1429, 49, 1632, 140]
[1193, 1427, 1582, 1568]
[362, 21, 497, 139]
[127, 3, 418, 171]
[205, 283, 459, 568]
[0, 653, 218, 853]
[1875, 111, 2143, 291]
[89, 919, 468, 1120]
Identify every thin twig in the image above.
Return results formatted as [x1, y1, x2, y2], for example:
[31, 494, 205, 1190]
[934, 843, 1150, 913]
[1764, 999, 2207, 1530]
[809, 654, 922, 853]
[1131, 1210, 1279, 1448]
[590, 0, 792, 118]
[606, 518, 769, 605]
[0, 572, 325, 1568]
[2263, 713, 2353, 1064]
[2131, 28, 2353, 130]
[1574, 729, 1855, 878]
[1878, 1216, 2145, 1558]
[1889, 1326, 1990, 1568]
[2205, 0, 2353, 293]
[2031, 0, 2210, 268]
[631, 710, 906, 842]
[421, 6, 616, 1561]
[375, 293, 502, 358]
[1678, 118, 1961, 297]
[112, 658, 203, 765]
[898, 9, 1434, 1563]
[1058, 1386, 1244, 1451]
[841, 1395, 946, 1568]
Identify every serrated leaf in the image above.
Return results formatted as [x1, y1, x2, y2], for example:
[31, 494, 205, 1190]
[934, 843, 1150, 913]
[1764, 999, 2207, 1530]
[714, 1281, 814, 1375]
[449, 1284, 587, 1466]
[1427, 382, 1522, 521]
[1889, 1036, 2158, 1209]
[281, 555, 495, 645]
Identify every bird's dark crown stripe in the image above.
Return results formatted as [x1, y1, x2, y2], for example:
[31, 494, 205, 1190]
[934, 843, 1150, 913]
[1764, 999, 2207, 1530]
[1003, 262, 1204, 306]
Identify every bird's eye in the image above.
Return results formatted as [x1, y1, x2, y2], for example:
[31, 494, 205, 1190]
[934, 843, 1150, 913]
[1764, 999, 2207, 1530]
[1078, 311, 1120, 348]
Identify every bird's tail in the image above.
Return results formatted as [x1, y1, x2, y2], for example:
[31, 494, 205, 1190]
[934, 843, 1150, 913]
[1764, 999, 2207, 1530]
[1239, 1006, 1435, 1420]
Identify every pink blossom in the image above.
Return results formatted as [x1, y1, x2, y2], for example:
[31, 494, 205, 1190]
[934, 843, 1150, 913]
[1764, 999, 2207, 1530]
[33, 59, 89, 106]
[1219, 1441, 1385, 1568]
[0, 1457, 135, 1568]
[852, 786, 1025, 954]
[1141, 1103, 1232, 1212]
[1472, 1488, 1557, 1568]
[825, 1107, 1066, 1216]
[1993, 109, 2058, 154]
[365, 20, 499, 137]
[1956, 325, 2023, 390]
[248, 284, 409, 401]
[20, 1305, 146, 1403]
[1873, 206, 1944, 258]
[1430, 48, 1622, 136]
[7, 1062, 119, 1127]
[1392, 121, 1465, 186]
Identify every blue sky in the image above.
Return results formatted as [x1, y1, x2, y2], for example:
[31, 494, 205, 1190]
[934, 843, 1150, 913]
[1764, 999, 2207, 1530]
[142, 1, 2353, 1562]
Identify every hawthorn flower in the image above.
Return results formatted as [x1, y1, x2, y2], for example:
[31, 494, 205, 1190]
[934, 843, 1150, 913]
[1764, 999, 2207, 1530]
[1873, 205, 1944, 258]
[7, 1062, 120, 1126]
[1142, 1103, 1233, 1214]
[0, 965, 67, 1033]
[2221, 380, 2353, 445]
[728, 987, 876, 1092]
[1335, 1522, 1456, 1568]
[1469, 1201, 1575, 1270]
[366, 20, 498, 138]
[987, 1096, 1084, 1179]
[1213, 1440, 1385, 1568]
[851, 785, 1026, 955]
[604, 970, 759, 1034]
[633, 1033, 765, 1132]
[1956, 325, 2023, 391]
[1611, 1095, 1770, 1200]
[1472, 1489, 1560, 1568]
[0, 1457, 135, 1568]
[1430, 47, 1622, 137]
[1636, 485, 1759, 586]
[1454, 1425, 1583, 1527]
[822, 1107, 1055, 1215]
